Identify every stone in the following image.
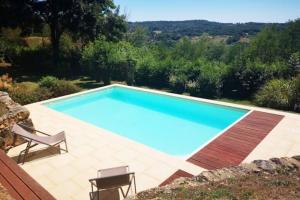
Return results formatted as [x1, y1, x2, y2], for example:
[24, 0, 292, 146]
[252, 159, 277, 172]
[0, 91, 34, 151]
[292, 155, 300, 162]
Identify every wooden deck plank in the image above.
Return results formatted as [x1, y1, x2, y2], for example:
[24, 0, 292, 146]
[0, 173, 23, 200]
[0, 150, 56, 200]
[0, 161, 40, 200]
[187, 111, 284, 170]
[159, 170, 193, 186]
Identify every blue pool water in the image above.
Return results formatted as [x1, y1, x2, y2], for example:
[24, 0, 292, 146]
[45, 86, 248, 156]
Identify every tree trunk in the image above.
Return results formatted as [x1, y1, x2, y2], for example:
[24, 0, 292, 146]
[49, 1, 61, 68]
[51, 27, 60, 67]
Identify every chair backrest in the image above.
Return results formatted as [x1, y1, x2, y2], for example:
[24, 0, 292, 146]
[12, 124, 65, 145]
[98, 166, 129, 178]
[93, 166, 131, 190]
[12, 124, 39, 141]
[94, 174, 130, 190]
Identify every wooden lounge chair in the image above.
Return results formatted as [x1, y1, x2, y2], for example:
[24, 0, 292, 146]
[89, 166, 137, 200]
[11, 123, 68, 164]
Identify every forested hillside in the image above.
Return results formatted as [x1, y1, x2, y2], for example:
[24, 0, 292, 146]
[128, 20, 286, 42]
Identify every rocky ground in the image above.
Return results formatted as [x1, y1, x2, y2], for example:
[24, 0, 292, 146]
[128, 156, 300, 200]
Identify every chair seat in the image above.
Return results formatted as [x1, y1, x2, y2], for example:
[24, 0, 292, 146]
[11, 124, 68, 164]
[90, 189, 120, 200]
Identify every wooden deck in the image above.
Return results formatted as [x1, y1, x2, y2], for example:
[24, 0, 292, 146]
[0, 150, 55, 200]
[187, 111, 284, 170]
[159, 170, 193, 186]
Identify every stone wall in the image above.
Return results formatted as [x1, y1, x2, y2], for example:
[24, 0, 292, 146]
[0, 91, 34, 151]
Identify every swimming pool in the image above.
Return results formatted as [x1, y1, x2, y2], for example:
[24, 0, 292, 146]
[45, 85, 248, 156]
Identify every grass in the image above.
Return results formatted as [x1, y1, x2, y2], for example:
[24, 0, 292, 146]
[217, 98, 254, 106]
[69, 76, 105, 90]
[14, 76, 105, 91]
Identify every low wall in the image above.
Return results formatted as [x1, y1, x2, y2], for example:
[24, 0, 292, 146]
[0, 92, 33, 150]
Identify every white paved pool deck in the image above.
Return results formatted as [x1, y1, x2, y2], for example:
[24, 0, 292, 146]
[7, 84, 300, 200]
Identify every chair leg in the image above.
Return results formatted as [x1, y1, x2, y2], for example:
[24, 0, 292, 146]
[17, 145, 27, 164]
[22, 140, 32, 164]
[120, 187, 126, 198]
[65, 140, 68, 152]
[133, 174, 137, 194]
[121, 174, 136, 198]
[59, 144, 61, 154]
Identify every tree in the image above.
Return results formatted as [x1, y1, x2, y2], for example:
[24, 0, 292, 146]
[279, 19, 300, 60]
[82, 38, 137, 85]
[289, 52, 300, 75]
[28, 0, 126, 66]
[0, 0, 39, 35]
[127, 26, 148, 47]
[246, 25, 281, 63]
[1, 0, 126, 66]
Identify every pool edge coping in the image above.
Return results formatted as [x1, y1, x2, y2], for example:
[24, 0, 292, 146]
[26, 84, 296, 160]
[31, 84, 251, 112]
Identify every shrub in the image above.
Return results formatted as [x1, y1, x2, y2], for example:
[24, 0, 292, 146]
[186, 81, 199, 96]
[8, 83, 52, 105]
[168, 61, 192, 93]
[12, 46, 53, 73]
[1, 28, 22, 43]
[169, 74, 187, 93]
[294, 76, 300, 111]
[255, 79, 297, 110]
[39, 76, 81, 97]
[223, 61, 291, 98]
[60, 33, 76, 54]
[82, 38, 137, 85]
[49, 80, 81, 97]
[39, 76, 59, 89]
[194, 61, 229, 98]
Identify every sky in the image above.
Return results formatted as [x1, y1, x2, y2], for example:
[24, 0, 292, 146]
[114, 0, 300, 23]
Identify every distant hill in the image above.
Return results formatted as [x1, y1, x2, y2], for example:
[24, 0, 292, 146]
[128, 20, 286, 41]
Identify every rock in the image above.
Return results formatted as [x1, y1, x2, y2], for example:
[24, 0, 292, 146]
[271, 157, 300, 171]
[292, 155, 300, 162]
[0, 91, 34, 151]
[252, 159, 278, 172]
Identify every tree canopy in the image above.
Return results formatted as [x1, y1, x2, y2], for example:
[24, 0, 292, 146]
[1, 0, 127, 65]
